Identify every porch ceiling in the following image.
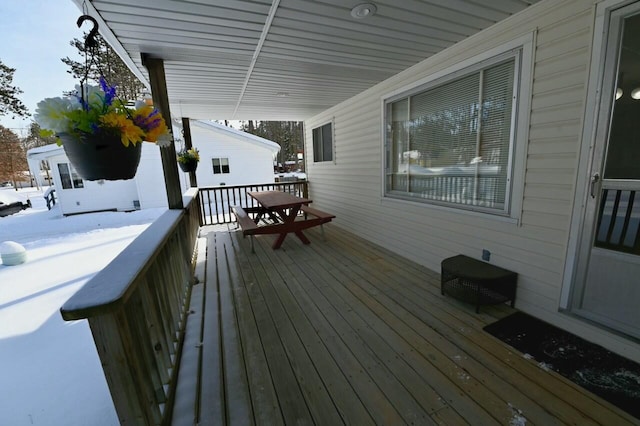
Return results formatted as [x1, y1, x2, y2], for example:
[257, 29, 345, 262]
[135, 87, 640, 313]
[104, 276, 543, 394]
[75, 0, 540, 121]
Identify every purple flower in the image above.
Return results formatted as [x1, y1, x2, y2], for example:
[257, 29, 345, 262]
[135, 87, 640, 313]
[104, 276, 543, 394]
[99, 76, 117, 107]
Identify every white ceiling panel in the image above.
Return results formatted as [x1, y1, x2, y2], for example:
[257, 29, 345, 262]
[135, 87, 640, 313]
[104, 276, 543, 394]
[77, 0, 541, 121]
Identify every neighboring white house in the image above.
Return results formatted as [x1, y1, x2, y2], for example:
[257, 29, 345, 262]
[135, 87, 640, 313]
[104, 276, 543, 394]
[27, 142, 168, 215]
[26, 122, 280, 215]
[303, 0, 640, 361]
[176, 120, 280, 191]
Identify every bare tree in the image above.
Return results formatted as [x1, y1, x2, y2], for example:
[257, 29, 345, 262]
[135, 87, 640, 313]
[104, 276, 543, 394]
[0, 125, 27, 186]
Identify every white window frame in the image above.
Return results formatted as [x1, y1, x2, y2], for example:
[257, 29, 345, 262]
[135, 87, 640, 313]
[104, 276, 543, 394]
[212, 157, 230, 175]
[57, 162, 84, 189]
[381, 34, 534, 221]
[312, 120, 335, 163]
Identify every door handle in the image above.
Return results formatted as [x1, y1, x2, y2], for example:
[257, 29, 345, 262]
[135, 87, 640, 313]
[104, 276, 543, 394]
[590, 173, 600, 198]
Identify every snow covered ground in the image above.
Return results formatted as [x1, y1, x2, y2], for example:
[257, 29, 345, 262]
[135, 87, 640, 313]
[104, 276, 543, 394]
[0, 187, 165, 425]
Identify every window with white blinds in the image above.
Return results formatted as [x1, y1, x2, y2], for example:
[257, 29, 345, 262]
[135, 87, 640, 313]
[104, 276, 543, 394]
[385, 54, 518, 214]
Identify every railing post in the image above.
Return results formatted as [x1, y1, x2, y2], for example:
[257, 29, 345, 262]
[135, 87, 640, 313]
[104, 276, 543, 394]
[181, 117, 198, 189]
[88, 313, 152, 425]
[142, 55, 183, 210]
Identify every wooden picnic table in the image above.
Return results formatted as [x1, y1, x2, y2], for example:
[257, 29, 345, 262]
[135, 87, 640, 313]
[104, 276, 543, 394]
[248, 190, 313, 249]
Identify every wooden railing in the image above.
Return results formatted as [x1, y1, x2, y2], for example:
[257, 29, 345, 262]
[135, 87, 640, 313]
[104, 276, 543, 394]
[199, 180, 309, 225]
[60, 189, 201, 425]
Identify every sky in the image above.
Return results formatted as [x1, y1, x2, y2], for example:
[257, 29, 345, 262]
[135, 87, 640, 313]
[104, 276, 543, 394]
[0, 187, 165, 425]
[0, 0, 83, 137]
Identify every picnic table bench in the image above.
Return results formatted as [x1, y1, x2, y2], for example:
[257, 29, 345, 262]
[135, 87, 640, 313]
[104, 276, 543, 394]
[231, 192, 335, 252]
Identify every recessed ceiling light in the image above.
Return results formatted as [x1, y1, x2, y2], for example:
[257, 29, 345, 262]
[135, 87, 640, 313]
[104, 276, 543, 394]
[276, 92, 289, 98]
[616, 87, 623, 100]
[631, 87, 640, 100]
[351, 3, 377, 19]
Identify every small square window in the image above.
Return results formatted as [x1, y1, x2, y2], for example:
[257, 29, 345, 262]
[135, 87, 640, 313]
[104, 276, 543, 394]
[312, 122, 333, 162]
[212, 158, 230, 174]
[57, 163, 84, 189]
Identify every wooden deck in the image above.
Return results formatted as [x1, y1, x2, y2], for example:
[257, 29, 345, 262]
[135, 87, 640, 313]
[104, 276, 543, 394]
[172, 223, 637, 425]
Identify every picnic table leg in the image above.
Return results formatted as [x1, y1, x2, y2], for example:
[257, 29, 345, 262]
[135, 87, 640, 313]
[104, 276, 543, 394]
[270, 206, 311, 249]
[295, 231, 311, 245]
[272, 233, 287, 249]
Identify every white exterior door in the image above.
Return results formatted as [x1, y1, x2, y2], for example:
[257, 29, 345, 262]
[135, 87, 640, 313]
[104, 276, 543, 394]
[573, 2, 640, 338]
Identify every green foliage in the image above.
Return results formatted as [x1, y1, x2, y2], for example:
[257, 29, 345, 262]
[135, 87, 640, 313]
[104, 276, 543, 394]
[23, 122, 58, 151]
[0, 59, 29, 118]
[35, 80, 169, 147]
[177, 148, 200, 163]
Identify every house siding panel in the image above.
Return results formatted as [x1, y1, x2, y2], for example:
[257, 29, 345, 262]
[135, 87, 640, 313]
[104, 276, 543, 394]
[305, 0, 640, 360]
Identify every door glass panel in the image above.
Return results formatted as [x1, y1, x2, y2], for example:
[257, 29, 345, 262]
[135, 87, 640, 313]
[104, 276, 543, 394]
[603, 13, 640, 180]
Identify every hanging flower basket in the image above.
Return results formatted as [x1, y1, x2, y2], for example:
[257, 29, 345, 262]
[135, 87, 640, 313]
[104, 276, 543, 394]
[178, 158, 198, 173]
[34, 77, 170, 182]
[58, 132, 142, 181]
[177, 148, 200, 173]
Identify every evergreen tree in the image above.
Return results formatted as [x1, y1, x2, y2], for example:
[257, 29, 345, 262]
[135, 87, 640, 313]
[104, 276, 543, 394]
[22, 122, 57, 151]
[0, 59, 29, 118]
[240, 121, 304, 170]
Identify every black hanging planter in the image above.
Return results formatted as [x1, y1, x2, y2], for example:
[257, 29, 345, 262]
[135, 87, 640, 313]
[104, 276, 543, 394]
[178, 158, 198, 173]
[58, 132, 142, 181]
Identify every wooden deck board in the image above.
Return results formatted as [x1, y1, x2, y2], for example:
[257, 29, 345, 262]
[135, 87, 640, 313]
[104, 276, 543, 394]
[229, 229, 359, 425]
[199, 232, 224, 426]
[244, 228, 406, 425]
[215, 231, 257, 425]
[182, 224, 638, 426]
[326, 228, 628, 425]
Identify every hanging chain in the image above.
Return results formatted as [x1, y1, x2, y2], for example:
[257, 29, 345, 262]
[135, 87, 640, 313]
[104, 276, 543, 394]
[76, 14, 135, 119]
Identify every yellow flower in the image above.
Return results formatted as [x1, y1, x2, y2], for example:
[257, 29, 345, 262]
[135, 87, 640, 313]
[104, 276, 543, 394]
[144, 120, 168, 142]
[133, 106, 169, 142]
[100, 112, 145, 147]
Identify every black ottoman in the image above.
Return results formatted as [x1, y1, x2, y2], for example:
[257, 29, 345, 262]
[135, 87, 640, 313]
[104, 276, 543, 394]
[441, 254, 517, 313]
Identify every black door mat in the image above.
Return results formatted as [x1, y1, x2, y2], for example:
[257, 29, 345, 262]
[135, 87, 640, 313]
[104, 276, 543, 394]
[483, 312, 640, 420]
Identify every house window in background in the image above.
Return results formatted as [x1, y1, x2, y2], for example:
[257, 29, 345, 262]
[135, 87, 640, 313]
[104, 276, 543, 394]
[384, 52, 519, 215]
[212, 158, 230, 174]
[58, 163, 84, 189]
[312, 122, 333, 162]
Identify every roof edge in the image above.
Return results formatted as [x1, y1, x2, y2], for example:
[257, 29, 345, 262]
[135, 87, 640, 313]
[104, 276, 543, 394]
[185, 120, 281, 153]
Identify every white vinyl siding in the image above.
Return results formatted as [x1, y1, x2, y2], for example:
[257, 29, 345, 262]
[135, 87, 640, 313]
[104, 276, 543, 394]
[305, 0, 640, 360]
[385, 56, 517, 214]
